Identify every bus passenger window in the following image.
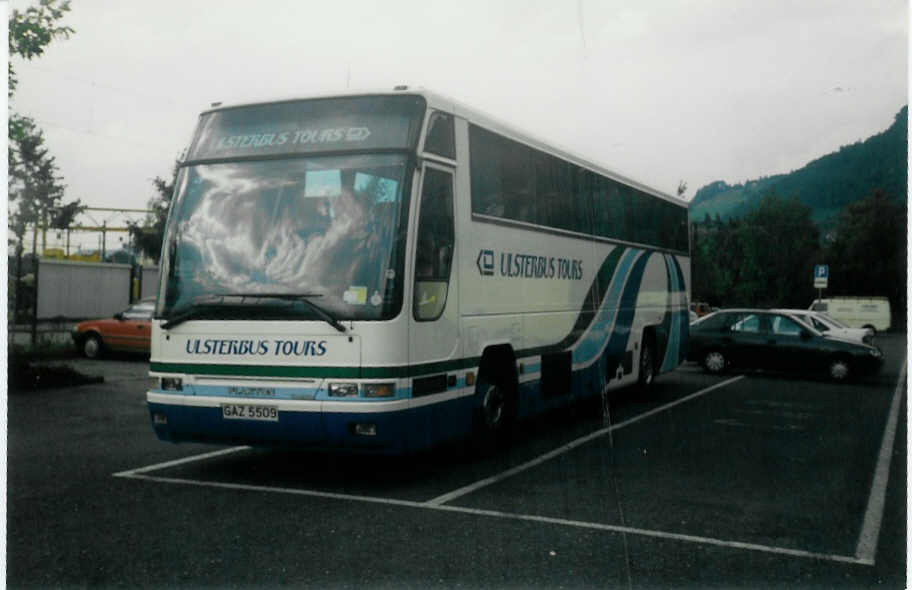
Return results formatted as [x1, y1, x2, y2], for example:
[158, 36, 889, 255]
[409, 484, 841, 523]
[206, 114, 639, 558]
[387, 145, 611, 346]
[414, 168, 454, 321]
[424, 112, 455, 159]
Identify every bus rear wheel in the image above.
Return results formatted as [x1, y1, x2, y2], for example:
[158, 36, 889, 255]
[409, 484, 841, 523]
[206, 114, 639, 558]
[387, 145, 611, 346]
[637, 338, 656, 391]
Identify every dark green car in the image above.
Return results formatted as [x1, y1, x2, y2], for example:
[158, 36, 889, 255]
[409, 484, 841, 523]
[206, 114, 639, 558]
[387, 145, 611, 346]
[687, 309, 884, 381]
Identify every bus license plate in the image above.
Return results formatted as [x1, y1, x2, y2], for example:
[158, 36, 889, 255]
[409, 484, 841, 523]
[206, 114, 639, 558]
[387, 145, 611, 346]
[221, 404, 278, 422]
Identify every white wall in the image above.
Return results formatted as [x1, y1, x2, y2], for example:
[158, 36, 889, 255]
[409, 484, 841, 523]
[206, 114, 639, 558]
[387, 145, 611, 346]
[141, 266, 160, 300]
[37, 260, 131, 320]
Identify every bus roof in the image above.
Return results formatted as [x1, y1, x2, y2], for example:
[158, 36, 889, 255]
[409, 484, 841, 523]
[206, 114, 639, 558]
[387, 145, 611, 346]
[200, 86, 685, 207]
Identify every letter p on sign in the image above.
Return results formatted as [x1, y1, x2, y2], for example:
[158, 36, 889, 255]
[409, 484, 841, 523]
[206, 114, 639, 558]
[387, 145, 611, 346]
[814, 264, 828, 288]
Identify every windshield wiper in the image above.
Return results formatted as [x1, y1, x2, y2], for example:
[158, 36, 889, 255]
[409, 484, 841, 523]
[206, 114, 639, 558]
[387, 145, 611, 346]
[224, 292, 347, 333]
[161, 292, 347, 333]
[159, 295, 224, 330]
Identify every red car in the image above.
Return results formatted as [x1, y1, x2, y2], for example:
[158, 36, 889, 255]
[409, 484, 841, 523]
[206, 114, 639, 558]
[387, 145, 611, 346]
[71, 297, 155, 358]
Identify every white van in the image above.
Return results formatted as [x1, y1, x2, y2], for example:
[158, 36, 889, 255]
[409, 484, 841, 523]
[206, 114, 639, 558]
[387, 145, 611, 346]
[809, 297, 891, 333]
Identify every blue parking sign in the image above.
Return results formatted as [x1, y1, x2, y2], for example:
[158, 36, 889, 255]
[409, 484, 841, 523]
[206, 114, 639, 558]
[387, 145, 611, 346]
[814, 264, 828, 288]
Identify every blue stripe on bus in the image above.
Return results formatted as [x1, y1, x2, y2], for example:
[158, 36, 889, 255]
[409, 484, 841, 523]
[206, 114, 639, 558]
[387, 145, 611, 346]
[656, 254, 674, 371]
[602, 251, 653, 380]
[672, 256, 689, 365]
[660, 254, 681, 372]
[164, 374, 482, 402]
[571, 248, 641, 366]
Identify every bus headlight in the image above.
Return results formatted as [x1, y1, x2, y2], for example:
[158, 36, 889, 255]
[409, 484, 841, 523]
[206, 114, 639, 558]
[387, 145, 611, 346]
[329, 382, 359, 397]
[363, 383, 395, 398]
[160, 377, 183, 391]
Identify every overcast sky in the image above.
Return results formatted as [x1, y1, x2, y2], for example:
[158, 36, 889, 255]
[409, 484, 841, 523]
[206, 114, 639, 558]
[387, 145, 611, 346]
[8, 0, 908, 239]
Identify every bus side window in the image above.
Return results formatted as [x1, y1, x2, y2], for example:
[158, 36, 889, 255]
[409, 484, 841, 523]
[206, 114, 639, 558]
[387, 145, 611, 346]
[424, 112, 455, 159]
[414, 168, 455, 321]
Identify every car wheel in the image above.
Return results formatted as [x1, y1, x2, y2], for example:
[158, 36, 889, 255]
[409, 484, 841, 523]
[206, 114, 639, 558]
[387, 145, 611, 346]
[82, 334, 103, 359]
[828, 357, 851, 382]
[703, 350, 727, 374]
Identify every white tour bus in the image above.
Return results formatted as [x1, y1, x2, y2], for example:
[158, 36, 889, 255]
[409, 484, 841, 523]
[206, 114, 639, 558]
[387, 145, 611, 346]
[147, 88, 691, 454]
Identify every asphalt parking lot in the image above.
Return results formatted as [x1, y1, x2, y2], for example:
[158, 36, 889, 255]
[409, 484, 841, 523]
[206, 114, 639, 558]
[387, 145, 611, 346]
[8, 333, 906, 588]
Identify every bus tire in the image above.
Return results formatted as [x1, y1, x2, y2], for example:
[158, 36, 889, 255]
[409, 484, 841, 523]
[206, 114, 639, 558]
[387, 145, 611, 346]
[471, 351, 517, 454]
[637, 333, 656, 393]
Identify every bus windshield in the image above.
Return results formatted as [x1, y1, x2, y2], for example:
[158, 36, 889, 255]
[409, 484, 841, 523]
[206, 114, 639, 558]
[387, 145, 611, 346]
[157, 153, 412, 322]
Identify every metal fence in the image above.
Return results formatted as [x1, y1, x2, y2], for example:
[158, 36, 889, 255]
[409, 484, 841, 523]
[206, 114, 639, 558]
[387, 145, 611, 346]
[9, 255, 159, 349]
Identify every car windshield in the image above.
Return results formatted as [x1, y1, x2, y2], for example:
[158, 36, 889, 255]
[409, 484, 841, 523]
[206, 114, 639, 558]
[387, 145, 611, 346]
[123, 302, 154, 320]
[157, 153, 412, 321]
[771, 315, 804, 336]
[818, 312, 849, 328]
[806, 315, 831, 332]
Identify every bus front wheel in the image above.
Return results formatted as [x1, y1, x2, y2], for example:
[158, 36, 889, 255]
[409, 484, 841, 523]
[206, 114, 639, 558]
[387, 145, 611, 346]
[471, 363, 516, 454]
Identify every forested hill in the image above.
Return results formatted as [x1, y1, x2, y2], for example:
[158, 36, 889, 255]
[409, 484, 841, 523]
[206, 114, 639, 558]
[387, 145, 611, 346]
[689, 105, 908, 231]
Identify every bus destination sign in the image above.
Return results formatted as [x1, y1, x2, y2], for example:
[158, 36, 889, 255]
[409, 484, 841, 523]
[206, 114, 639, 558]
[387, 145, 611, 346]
[187, 95, 426, 161]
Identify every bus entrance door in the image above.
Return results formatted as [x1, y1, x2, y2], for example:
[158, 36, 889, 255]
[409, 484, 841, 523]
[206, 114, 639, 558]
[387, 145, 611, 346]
[409, 163, 459, 402]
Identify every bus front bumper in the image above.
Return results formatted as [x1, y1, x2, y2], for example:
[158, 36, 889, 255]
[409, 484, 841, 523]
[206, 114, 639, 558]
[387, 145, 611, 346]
[146, 392, 470, 454]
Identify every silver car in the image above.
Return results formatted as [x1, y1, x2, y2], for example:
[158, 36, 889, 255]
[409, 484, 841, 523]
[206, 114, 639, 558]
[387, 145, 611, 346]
[772, 309, 874, 344]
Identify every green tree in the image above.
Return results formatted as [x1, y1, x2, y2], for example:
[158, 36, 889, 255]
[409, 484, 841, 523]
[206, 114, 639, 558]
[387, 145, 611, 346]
[8, 115, 81, 251]
[8, 0, 79, 253]
[824, 190, 906, 326]
[8, 0, 74, 97]
[128, 162, 179, 264]
[691, 193, 821, 308]
[733, 193, 821, 307]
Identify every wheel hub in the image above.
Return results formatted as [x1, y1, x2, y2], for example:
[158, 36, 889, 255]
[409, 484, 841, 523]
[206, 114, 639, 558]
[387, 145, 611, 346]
[483, 384, 504, 428]
[705, 352, 725, 372]
[641, 347, 654, 383]
[830, 361, 849, 380]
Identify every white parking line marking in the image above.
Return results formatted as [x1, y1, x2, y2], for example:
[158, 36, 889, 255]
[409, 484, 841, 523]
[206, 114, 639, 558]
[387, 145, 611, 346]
[116, 469, 867, 565]
[854, 360, 906, 563]
[117, 472, 426, 508]
[112, 446, 250, 478]
[426, 375, 744, 506]
[432, 505, 869, 565]
[113, 367, 904, 567]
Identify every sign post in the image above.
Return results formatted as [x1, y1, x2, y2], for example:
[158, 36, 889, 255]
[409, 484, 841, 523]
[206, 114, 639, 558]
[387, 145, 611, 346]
[813, 264, 829, 304]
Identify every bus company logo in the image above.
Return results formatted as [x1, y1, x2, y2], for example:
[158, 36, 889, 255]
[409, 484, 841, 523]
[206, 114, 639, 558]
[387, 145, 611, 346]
[476, 249, 583, 281]
[185, 338, 328, 357]
[214, 127, 371, 151]
[476, 249, 495, 276]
